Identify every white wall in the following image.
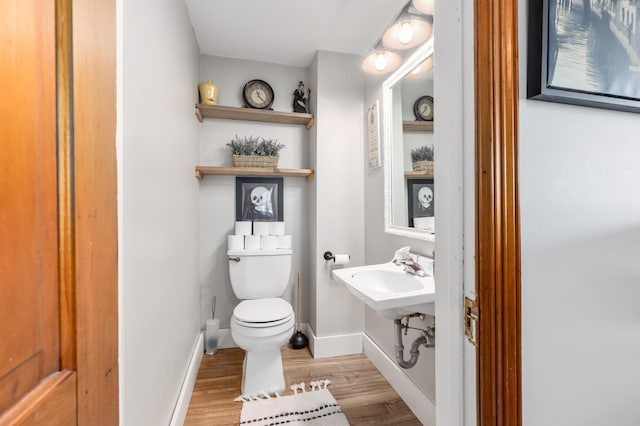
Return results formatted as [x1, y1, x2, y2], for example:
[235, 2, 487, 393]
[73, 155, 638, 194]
[119, 0, 201, 424]
[461, 0, 477, 423]
[310, 51, 366, 357]
[197, 55, 310, 331]
[518, 1, 640, 425]
[363, 77, 436, 400]
[309, 54, 319, 334]
[433, 0, 466, 424]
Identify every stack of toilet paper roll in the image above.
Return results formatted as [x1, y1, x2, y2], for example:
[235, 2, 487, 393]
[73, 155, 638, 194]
[228, 221, 292, 251]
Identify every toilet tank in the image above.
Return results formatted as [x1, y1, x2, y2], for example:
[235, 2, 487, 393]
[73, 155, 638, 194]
[227, 249, 292, 299]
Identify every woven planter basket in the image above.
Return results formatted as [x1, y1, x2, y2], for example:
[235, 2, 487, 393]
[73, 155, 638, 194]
[232, 154, 279, 168]
[412, 160, 434, 173]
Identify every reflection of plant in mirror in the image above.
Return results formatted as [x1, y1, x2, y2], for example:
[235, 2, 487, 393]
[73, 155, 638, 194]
[227, 135, 285, 157]
[410, 145, 434, 162]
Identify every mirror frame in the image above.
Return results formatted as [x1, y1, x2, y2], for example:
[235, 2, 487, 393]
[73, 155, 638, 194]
[382, 39, 435, 239]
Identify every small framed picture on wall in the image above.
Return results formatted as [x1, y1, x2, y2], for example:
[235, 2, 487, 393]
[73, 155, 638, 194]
[527, 0, 640, 113]
[367, 100, 381, 169]
[235, 177, 284, 222]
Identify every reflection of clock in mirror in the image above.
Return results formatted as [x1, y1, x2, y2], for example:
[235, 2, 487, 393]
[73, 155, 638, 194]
[243, 79, 275, 110]
[413, 95, 434, 121]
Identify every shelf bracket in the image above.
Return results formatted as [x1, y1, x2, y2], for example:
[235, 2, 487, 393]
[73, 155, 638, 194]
[306, 170, 315, 181]
[195, 106, 203, 123]
[306, 116, 315, 130]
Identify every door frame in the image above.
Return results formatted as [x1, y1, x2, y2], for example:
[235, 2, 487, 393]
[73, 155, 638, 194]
[474, 0, 522, 425]
[69, 0, 119, 422]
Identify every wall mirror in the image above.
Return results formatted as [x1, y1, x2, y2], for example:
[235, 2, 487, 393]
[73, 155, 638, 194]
[382, 40, 435, 240]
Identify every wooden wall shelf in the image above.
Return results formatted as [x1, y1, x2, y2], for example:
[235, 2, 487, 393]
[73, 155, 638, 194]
[195, 166, 315, 181]
[405, 171, 434, 178]
[195, 104, 315, 130]
[403, 121, 434, 132]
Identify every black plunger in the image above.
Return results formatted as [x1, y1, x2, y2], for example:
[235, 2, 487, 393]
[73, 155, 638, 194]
[290, 272, 308, 349]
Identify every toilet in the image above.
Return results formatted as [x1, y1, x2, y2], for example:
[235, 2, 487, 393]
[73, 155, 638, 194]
[228, 248, 295, 395]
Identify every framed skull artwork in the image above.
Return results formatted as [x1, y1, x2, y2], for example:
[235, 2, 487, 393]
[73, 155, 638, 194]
[235, 177, 284, 222]
[407, 178, 434, 228]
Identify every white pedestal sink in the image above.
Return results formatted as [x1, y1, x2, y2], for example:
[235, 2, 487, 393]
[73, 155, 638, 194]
[332, 262, 435, 319]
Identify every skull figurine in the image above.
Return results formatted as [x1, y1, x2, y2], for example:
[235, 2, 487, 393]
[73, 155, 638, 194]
[418, 186, 433, 210]
[250, 186, 273, 213]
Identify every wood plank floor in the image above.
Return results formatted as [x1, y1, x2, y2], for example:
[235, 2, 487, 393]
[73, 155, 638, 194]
[184, 346, 421, 425]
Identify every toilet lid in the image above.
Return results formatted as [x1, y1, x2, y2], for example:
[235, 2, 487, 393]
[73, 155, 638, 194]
[233, 298, 293, 323]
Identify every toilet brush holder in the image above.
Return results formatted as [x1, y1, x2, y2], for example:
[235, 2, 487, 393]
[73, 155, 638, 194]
[205, 318, 220, 355]
[205, 297, 219, 355]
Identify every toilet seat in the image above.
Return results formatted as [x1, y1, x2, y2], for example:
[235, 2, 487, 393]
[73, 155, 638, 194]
[232, 315, 293, 329]
[232, 298, 293, 328]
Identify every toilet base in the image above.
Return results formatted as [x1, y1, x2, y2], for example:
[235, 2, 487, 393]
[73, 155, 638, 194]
[241, 348, 285, 395]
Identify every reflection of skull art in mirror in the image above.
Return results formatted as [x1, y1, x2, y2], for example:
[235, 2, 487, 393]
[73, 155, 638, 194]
[417, 186, 433, 210]
[250, 186, 273, 214]
[407, 179, 434, 227]
[236, 177, 284, 222]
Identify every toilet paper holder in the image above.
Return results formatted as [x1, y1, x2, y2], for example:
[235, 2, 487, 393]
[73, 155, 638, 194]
[323, 251, 336, 261]
[323, 251, 350, 263]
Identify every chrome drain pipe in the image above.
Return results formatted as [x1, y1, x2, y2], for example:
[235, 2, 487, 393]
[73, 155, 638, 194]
[394, 315, 435, 369]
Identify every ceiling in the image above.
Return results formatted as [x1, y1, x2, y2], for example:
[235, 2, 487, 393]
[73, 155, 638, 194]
[184, 0, 408, 67]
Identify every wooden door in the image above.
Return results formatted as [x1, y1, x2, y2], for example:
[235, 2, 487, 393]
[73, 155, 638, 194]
[0, 0, 76, 423]
[0, 0, 118, 424]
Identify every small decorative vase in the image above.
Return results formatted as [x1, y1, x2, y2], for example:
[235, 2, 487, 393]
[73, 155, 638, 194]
[198, 80, 219, 105]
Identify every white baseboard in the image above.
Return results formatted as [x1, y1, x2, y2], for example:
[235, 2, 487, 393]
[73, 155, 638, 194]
[216, 324, 361, 359]
[363, 334, 436, 426]
[217, 323, 313, 352]
[169, 333, 203, 426]
[306, 325, 363, 359]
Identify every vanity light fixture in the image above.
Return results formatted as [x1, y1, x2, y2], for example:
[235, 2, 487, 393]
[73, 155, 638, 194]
[382, 7, 432, 50]
[412, 0, 435, 15]
[361, 47, 402, 74]
[361, 1, 434, 75]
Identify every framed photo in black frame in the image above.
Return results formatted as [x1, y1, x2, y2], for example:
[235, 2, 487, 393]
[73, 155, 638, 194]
[235, 177, 283, 222]
[407, 178, 434, 228]
[528, 0, 640, 113]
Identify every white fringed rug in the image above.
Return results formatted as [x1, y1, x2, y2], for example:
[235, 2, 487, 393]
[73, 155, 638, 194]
[235, 380, 350, 426]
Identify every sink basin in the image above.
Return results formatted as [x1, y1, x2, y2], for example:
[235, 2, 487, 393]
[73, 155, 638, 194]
[332, 262, 435, 319]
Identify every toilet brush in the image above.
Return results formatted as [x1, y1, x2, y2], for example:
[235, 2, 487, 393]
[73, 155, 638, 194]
[289, 272, 308, 349]
[205, 297, 219, 355]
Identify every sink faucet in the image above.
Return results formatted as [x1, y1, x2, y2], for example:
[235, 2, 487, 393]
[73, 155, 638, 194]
[397, 259, 427, 277]
[392, 247, 427, 277]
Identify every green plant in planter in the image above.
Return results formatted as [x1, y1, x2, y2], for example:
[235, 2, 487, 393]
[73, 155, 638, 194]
[410, 145, 434, 162]
[227, 135, 285, 156]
